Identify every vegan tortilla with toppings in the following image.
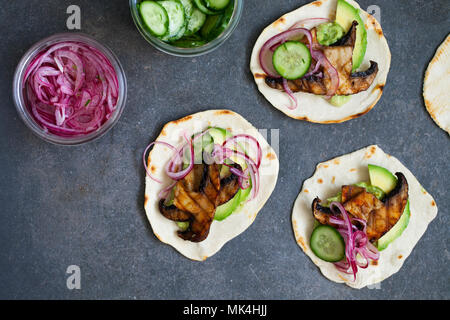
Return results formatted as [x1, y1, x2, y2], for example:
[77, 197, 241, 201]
[144, 109, 279, 261]
[250, 0, 391, 123]
[292, 145, 437, 288]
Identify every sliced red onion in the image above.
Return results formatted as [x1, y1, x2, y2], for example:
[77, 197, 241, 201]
[23, 41, 119, 137]
[282, 78, 298, 110]
[223, 134, 262, 169]
[310, 49, 340, 98]
[259, 28, 313, 78]
[165, 133, 194, 181]
[288, 18, 331, 30]
[329, 201, 380, 281]
[143, 141, 177, 183]
[212, 146, 260, 200]
[144, 130, 261, 201]
[158, 181, 177, 200]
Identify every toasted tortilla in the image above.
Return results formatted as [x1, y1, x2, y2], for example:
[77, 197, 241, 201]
[250, 0, 391, 123]
[423, 34, 450, 134]
[144, 110, 279, 261]
[292, 145, 438, 288]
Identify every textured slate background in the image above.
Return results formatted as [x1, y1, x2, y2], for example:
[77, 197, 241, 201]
[0, 0, 448, 299]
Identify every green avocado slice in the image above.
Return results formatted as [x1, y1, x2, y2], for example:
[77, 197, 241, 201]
[376, 200, 410, 251]
[335, 0, 367, 71]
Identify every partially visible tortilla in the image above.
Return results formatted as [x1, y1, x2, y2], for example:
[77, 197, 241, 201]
[144, 110, 279, 261]
[423, 34, 450, 134]
[250, 0, 391, 123]
[292, 145, 438, 288]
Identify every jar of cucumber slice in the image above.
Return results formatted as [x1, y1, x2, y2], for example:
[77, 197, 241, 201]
[130, 0, 243, 57]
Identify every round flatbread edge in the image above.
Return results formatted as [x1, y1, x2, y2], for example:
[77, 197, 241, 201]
[250, 0, 391, 123]
[144, 109, 280, 261]
[423, 34, 450, 134]
[291, 145, 438, 288]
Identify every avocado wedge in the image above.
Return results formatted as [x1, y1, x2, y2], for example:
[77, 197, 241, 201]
[335, 0, 367, 71]
[377, 200, 410, 251]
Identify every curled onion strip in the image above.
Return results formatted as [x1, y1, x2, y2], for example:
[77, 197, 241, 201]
[310, 49, 340, 98]
[282, 78, 298, 110]
[143, 130, 261, 201]
[329, 202, 380, 281]
[259, 28, 313, 78]
[165, 133, 194, 181]
[289, 18, 331, 30]
[223, 134, 262, 169]
[143, 141, 177, 183]
[212, 146, 260, 200]
[23, 41, 119, 136]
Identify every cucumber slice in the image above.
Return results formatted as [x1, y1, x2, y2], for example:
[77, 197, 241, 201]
[179, 0, 194, 18]
[204, 0, 230, 11]
[139, 1, 169, 37]
[204, 0, 233, 40]
[200, 14, 223, 39]
[193, 0, 219, 15]
[310, 225, 345, 262]
[272, 41, 312, 80]
[158, 0, 186, 41]
[185, 8, 206, 35]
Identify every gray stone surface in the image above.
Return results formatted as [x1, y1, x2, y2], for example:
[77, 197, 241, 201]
[0, 0, 448, 299]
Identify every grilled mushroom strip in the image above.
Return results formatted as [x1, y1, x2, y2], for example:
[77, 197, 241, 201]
[159, 162, 245, 242]
[312, 173, 409, 242]
[159, 198, 191, 222]
[265, 21, 378, 96]
[173, 163, 221, 242]
[216, 164, 241, 206]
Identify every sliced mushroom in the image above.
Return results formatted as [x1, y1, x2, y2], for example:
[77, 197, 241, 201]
[265, 20, 379, 96]
[174, 164, 221, 242]
[159, 199, 191, 222]
[365, 173, 409, 241]
[312, 173, 409, 242]
[216, 164, 241, 206]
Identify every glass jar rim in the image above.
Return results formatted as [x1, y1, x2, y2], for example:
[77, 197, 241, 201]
[129, 0, 244, 57]
[12, 32, 127, 146]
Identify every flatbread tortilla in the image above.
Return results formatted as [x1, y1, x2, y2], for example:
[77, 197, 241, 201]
[144, 110, 279, 261]
[423, 34, 450, 134]
[250, 0, 391, 123]
[292, 145, 438, 288]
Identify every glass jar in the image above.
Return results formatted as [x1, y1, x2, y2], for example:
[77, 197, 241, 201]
[12, 33, 127, 145]
[129, 0, 244, 57]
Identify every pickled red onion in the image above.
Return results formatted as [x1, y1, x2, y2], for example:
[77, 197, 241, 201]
[143, 130, 262, 201]
[329, 202, 380, 281]
[23, 41, 119, 136]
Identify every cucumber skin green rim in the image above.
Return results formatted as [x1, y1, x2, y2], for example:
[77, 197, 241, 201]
[204, 0, 230, 11]
[194, 0, 220, 15]
[272, 41, 312, 80]
[310, 225, 345, 262]
[185, 8, 206, 35]
[159, 0, 187, 41]
[139, 1, 170, 37]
